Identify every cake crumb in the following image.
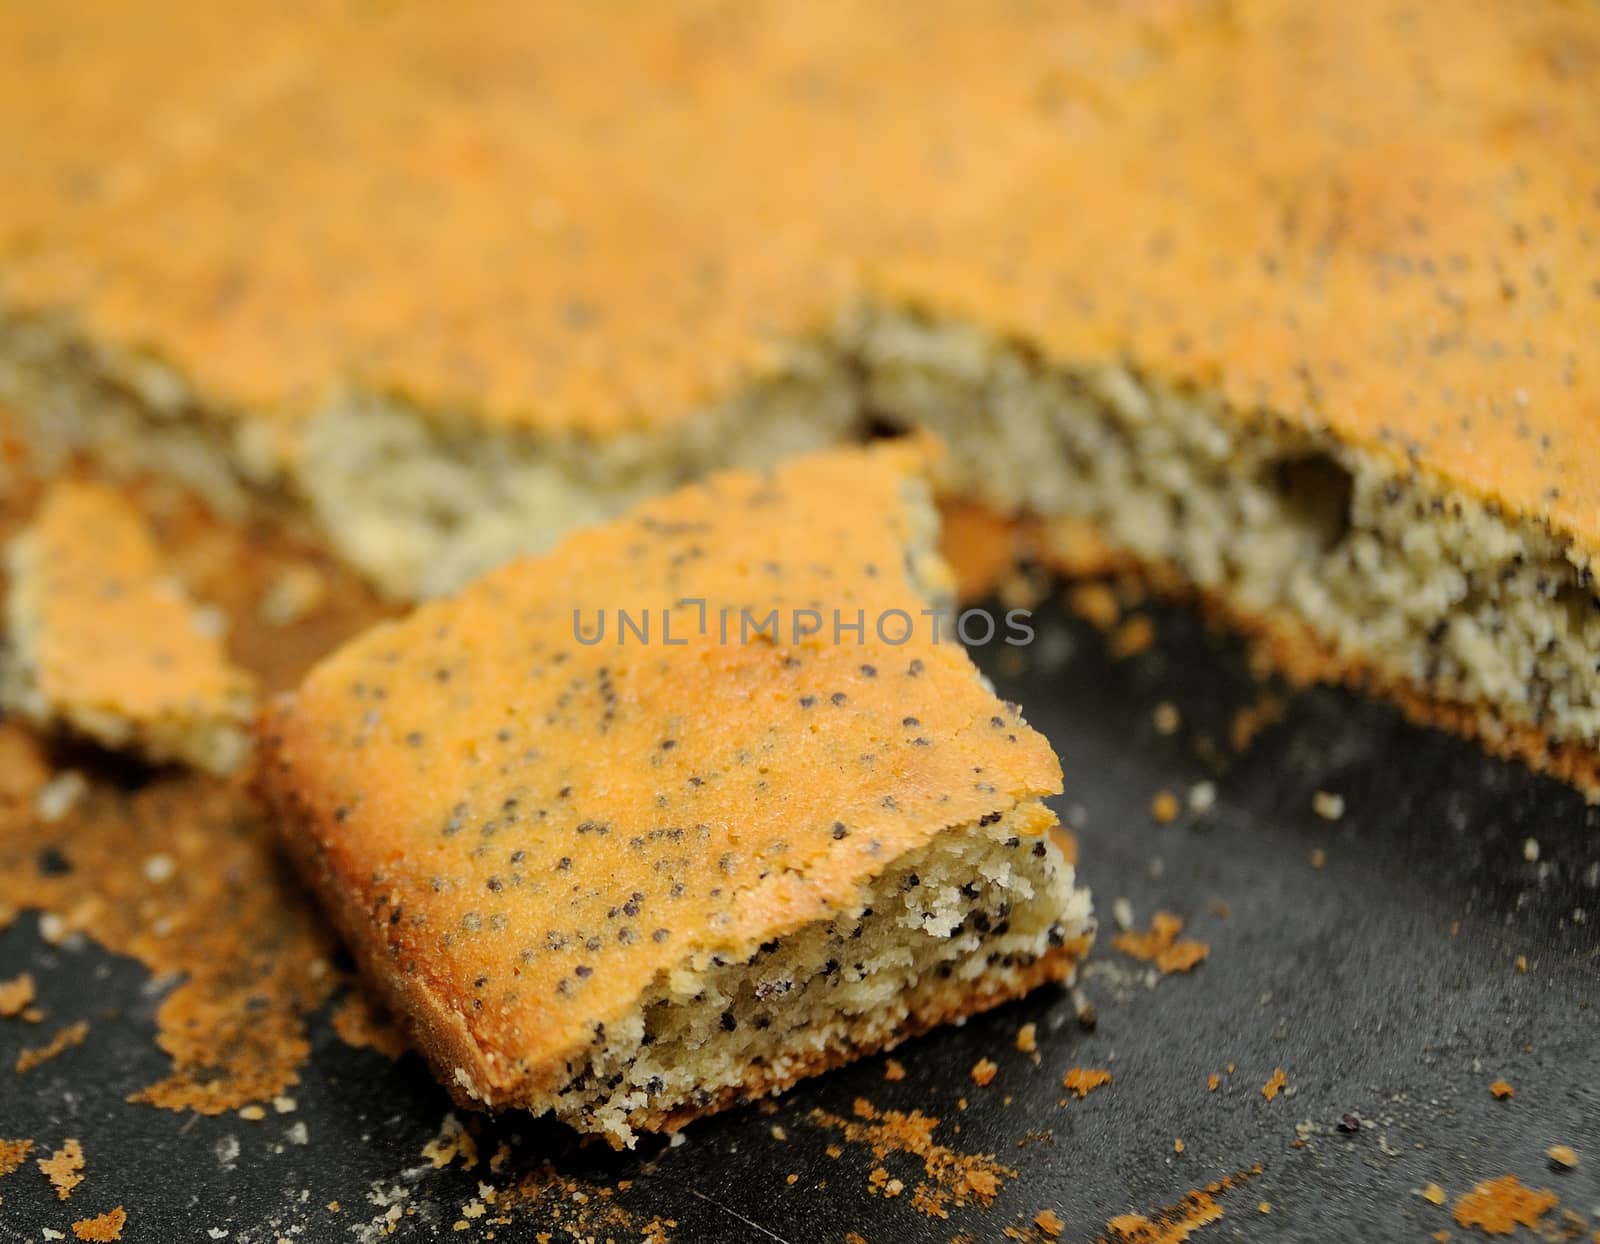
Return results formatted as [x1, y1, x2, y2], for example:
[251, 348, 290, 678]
[1067, 584, 1120, 631]
[1452, 1174, 1558, 1234]
[1489, 1079, 1515, 1101]
[0, 972, 35, 1017]
[71, 1207, 126, 1241]
[1015, 1023, 1037, 1054]
[1421, 1183, 1447, 1205]
[1, 1137, 34, 1178]
[1522, 837, 1540, 863]
[1261, 1068, 1288, 1101]
[1230, 695, 1285, 752]
[1173, 1139, 1185, 1154]
[970, 1058, 998, 1087]
[883, 1059, 906, 1082]
[1310, 848, 1327, 870]
[16, 1020, 88, 1073]
[1515, 955, 1528, 974]
[1112, 911, 1209, 974]
[1062, 1068, 1113, 1099]
[1152, 703, 1180, 735]
[1258, 1201, 1271, 1214]
[1207, 1074, 1220, 1092]
[1034, 1208, 1064, 1237]
[1546, 1145, 1579, 1170]
[38, 1138, 84, 1199]
[422, 1114, 479, 1171]
[1110, 615, 1155, 659]
[810, 1098, 1015, 1217]
[1150, 791, 1180, 825]
[1312, 790, 1345, 821]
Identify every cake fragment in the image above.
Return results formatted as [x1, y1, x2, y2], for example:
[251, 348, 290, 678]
[1, 482, 256, 774]
[256, 445, 1092, 1146]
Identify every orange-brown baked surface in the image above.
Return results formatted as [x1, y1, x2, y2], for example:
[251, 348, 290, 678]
[1, 1, 1595, 542]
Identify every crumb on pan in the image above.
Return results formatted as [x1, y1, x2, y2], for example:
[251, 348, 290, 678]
[0, 972, 35, 1017]
[1451, 1175, 1558, 1236]
[1062, 1068, 1113, 1100]
[0, 1137, 33, 1179]
[1095, 1166, 1260, 1243]
[37, 1137, 84, 1200]
[1546, 1145, 1579, 1171]
[71, 1207, 127, 1242]
[810, 1097, 1016, 1217]
[1111, 912, 1209, 975]
[15, 1019, 88, 1074]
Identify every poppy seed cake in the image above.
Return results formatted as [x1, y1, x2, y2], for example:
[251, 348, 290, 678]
[1, 480, 256, 774]
[254, 444, 1092, 1146]
[4, 1, 1599, 792]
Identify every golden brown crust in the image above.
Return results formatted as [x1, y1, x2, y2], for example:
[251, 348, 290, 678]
[2, 2, 1597, 551]
[255, 444, 1069, 1112]
[258, 762, 501, 1108]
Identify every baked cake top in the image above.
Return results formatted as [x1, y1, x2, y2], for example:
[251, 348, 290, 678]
[2, 2, 1596, 540]
[255, 444, 1062, 1092]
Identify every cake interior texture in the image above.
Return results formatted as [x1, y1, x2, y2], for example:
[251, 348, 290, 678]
[8, 302, 1598, 788]
[550, 806, 1085, 1145]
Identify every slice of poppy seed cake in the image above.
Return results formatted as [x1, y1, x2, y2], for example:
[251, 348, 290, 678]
[255, 442, 1092, 1146]
[1, 480, 256, 775]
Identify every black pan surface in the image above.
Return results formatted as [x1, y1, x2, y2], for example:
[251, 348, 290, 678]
[4, 593, 1597, 1242]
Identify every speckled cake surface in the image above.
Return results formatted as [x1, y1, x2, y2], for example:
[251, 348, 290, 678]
[1, 0, 1596, 542]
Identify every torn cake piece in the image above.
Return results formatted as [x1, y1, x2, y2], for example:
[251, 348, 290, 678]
[1, 481, 255, 774]
[255, 444, 1092, 1146]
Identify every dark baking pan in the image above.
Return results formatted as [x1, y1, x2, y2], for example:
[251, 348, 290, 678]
[3, 592, 1597, 1242]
